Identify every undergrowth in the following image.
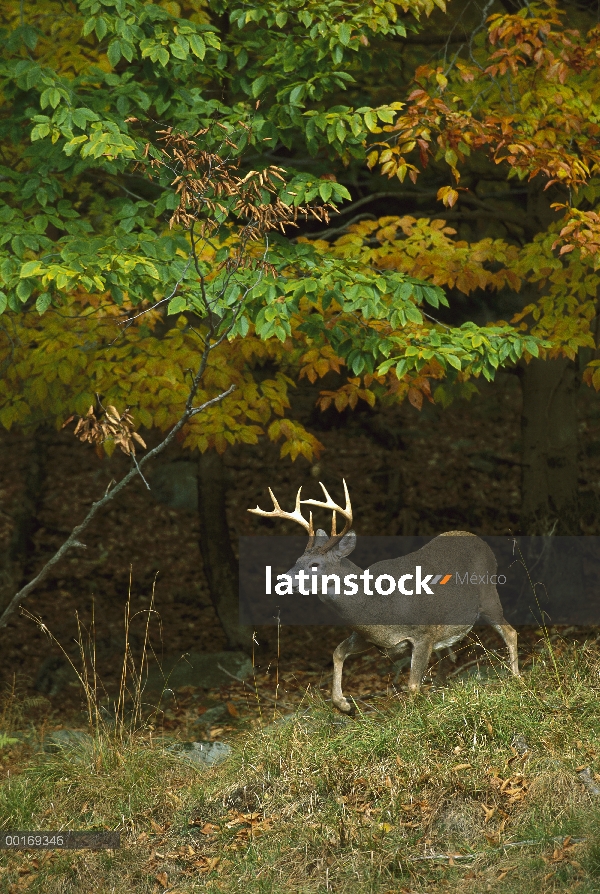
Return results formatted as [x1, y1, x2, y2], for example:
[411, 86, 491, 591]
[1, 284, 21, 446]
[1, 639, 600, 892]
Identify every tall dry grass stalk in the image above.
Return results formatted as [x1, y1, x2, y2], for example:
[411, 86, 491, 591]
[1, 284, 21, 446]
[21, 570, 161, 741]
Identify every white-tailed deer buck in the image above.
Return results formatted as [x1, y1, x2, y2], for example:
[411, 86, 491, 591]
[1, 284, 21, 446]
[249, 480, 519, 714]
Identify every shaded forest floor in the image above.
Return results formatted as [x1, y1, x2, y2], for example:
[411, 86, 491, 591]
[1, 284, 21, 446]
[0, 372, 600, 737]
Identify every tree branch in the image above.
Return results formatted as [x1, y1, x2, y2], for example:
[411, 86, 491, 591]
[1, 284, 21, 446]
[305, 212, 377, 241]
[0, 355, 235, 628]
[314, 189, 438, 221]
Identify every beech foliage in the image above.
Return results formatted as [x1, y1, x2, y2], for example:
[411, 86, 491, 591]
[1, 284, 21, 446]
[0, 0, 598, 458]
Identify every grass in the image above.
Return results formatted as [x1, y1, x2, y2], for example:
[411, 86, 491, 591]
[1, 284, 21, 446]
[1, 638, 600, 892]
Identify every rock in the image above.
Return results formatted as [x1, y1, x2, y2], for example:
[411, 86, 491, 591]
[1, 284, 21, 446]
[34, 635, 137, 696]
[468, 456, 495, 474]
[170, 740, 232, 767]
[43, 729, 94, 753]
[144, 651, 253, 694]
[34, 657, 78, 696]
[192, 705, 227, 730]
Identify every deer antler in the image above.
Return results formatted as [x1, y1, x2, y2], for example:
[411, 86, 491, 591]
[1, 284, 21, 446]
[301, 479, 353, 549]
[248, 487, 315, 541]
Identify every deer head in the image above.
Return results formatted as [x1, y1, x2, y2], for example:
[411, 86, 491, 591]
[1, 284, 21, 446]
[248, 480, 356, 594]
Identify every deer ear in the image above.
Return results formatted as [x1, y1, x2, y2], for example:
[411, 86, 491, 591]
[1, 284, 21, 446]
[315, 528, 329, 544]
[330, 530, 356, 559]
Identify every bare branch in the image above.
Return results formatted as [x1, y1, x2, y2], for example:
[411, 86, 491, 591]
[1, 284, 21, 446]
[116, 256, 192, 330]
[305, 213, 377, 241]
[0, 350, 235, 629]
[188, 383, 235, 416]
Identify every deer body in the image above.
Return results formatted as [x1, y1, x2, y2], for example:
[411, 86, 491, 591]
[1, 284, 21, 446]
[249, 483, 519, 714]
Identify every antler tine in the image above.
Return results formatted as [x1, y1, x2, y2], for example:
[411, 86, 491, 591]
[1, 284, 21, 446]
[248, 486, 314, 537]
[301, 478, 353, 543]
[301, 479, 352, 520]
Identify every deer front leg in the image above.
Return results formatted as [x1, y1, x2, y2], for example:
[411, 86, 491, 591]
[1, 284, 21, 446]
[407, 637, 435, 695]
[332, 632, 370, 714]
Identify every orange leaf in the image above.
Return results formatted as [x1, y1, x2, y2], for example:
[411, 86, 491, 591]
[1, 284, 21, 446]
[408, 387, 423, 410]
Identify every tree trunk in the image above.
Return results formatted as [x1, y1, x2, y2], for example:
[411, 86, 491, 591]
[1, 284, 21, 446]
[0, 427, 48, 614]
[518, 357, 580, 535]
[197, 451, 251, 651]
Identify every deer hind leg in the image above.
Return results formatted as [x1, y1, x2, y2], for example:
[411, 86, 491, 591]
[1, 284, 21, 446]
[332, 632, 370, 715]
[407, 637, 435, 695]
[493, 623, 520, 677]
[433, 647, 456, 686]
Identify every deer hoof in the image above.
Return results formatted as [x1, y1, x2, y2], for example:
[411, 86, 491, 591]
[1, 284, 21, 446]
[335, 697, 355, 715]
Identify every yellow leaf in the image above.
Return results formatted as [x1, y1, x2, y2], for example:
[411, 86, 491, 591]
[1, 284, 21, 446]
[437, 186, 459, 208]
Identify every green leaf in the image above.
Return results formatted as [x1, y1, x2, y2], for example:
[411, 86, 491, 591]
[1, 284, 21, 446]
[319, 181, 333, 201]
[395, 358, 408, 378]
[377, 108, 395, 123]
[445, 353, 462, 370]
[289, 84, 304, 104]
[377, 358, 395, 375]
[107, 40, 121, 67]
[16, 280, 32, 303]
[332, 183, 351, 203]
[0, 291, 6, 314]
[167, 295, 187, 315]
[405, 303, 422, 324]
[364, 109, 378, 132]
[397, 281, 414, 301]
[252, 75, 268, 98]
[189, 33, 206, 59]
[445, 147, 458, 168]
[238, 315, 250, 337]
[95, 17, 108, 41]
[21, 25, 39, 51]
[36, 292, 52, 314]
[339, 22, 352, 46]
[170, 37, 189, 60]
[20, 261, 42, 277]
[48, 88, 61, 109]
[350, 353, 365, 375]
